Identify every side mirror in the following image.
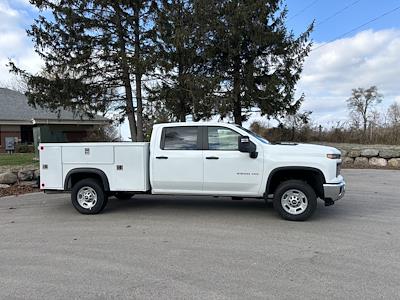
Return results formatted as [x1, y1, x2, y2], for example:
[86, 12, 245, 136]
[238, 136, 258, 158]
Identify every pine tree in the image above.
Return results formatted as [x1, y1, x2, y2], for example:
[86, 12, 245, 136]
[10, 0, 156, 141]
[210, 0, 313, 125]
[148, 0, 218, 122]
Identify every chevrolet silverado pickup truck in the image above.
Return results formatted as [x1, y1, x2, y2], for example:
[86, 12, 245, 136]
[39, 122, 345, 221]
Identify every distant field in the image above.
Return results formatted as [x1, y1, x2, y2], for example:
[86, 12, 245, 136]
[0, 153, 37, 166]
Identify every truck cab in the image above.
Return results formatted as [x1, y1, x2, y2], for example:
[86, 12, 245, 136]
[39, 122, 345, 221]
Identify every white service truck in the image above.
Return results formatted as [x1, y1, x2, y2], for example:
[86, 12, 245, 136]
[39, 122, 345, 221]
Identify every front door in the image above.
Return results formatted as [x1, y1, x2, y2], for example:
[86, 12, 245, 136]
[151, 126, 204, 194]
[203, 126, 263, 196]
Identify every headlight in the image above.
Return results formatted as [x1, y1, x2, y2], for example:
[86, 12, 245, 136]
[327, 154, 341, 159]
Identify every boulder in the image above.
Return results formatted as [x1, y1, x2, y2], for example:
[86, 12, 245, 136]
[33, 169, 40, 180]
[18, 170, 34, 181]
[354, 157, 369, 167]
[348, 149, 361, 158]
[388, 158, 400, 168]
[340, 149, 348, 157]
[0, 184, 11, 189]
[361, 148, 379, 158]
[379, 149, 400, 159]
[0, 172, 18, 185]
[19, 181, 38, 187]
[369, 157, 387, 167]
[342, 157, 354, 167]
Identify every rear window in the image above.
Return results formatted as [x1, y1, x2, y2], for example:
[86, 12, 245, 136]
[161, 127, 199, 150]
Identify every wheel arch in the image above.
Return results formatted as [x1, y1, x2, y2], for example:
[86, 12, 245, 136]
[265, 166, 326, 199]
[64, 168, 110, 191]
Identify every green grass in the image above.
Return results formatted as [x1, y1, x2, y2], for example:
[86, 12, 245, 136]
[0, 153, 37, 166]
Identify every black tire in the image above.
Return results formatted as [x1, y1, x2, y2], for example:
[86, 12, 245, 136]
[71, 178, 108, 214]
[114, 192, 134, 200]
[273, 180, 317, 221]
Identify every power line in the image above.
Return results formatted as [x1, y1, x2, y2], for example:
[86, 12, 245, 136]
[313, 5, 400, 51]
[317, 0, 363, 27]
[288, 0, 320, 21]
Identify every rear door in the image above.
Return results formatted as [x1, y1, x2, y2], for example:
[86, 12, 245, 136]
[151, 126, 204, 194]
[39, 144, 63, 190]
[203, 126, 263, 196]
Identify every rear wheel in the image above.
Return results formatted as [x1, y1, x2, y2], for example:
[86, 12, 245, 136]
[71, 178, 108, 214]
[273, 180, 317, 221]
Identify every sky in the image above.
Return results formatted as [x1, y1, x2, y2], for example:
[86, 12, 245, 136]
[0, 0, 400, 139]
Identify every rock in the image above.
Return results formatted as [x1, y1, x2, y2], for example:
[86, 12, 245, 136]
[361, 148, 379, 158]
[348, 149, 361, 158]
[340, 149, 348, 157]
[388, 158, 400, 168]
[18, 170, 34, 181]
[19, 181, 38, 187]
[354, 157, 369, 167]
[0, 172, 18, 185]
[0, 184, 11, 189]
[33, 169, 40, 180]
[379, 149, 400, 159]
[369, 157, 387, 167]
[342, 157, 354, 167]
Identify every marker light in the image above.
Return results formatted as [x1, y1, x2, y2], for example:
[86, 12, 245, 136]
[327, 154, 341, 159]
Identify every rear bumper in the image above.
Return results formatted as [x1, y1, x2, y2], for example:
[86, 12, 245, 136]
[323, 181, 346, 202]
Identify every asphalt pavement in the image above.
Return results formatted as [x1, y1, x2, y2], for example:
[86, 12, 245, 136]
[1, 169, 400, 299]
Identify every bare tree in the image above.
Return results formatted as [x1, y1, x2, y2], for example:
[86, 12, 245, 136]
[387, 102, 400, 126]
[347, 86, 383, 135]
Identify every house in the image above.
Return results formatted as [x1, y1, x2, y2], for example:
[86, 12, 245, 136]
[0, 88, 110, 153]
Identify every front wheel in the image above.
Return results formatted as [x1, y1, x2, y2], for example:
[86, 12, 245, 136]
[71, 178, 108, 214]
[273, 180, 317, 221]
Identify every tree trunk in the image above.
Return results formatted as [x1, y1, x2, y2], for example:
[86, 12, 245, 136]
[125, 85, 138, 142]
[177, 57, 186, 122]
[233, 57, 242, 125]
[134, 4, 144, 142]
[114, 3, 137, 141]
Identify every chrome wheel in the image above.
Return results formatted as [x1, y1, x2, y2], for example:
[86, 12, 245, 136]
[77, 186, 98, 210]
[281, 189, 308, 215]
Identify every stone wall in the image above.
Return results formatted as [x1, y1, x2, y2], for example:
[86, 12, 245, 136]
[322, 143, 400, 169]
[0, 165, 39, 188]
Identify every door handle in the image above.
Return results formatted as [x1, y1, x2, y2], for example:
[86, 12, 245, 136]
[156, 156, 168, 159]
[206, 156, 219, 160]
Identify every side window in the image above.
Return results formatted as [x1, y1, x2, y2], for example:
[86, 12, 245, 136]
[208, 127, 241, 151]
[162, 127, 199, 150]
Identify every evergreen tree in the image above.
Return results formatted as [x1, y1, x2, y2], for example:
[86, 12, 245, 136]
[10, 0, 156, 141]
[210, 0, 313, 125]
[148, 0, 218, 122]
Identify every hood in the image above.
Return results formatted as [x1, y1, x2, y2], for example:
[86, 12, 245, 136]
[265, 143, 341, 158]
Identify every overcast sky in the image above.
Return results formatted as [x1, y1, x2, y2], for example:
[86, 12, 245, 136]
[1, 0, 400, 139]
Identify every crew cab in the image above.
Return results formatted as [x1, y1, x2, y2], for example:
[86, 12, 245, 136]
[39, 123, 345, 221]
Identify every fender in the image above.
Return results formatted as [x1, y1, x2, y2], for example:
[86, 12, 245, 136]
[265, 166, 326, 195]
[64, 168, 110, 191]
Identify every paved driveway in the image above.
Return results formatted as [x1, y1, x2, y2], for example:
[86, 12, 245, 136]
[1, 169, 399, 299]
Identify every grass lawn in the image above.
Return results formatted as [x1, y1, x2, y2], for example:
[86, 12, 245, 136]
[0, 153, 38, 166]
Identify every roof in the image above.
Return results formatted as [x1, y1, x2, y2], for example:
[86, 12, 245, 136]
[154, 122, 240, 128]
[0, 88, 109, 125]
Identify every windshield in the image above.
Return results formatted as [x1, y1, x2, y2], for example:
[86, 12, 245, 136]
[236, 125, 270, 144]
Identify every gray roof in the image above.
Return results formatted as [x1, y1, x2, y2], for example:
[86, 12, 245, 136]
[0, 88, 108, 124]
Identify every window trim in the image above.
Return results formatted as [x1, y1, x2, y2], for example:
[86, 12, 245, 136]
[205, 126, 243, 151]
[160, 126, 203, 151]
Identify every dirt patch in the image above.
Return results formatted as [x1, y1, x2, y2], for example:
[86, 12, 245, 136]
[0, 185, 39, 198]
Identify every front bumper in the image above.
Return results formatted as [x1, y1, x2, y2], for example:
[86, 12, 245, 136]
[323, 180, 346, 202]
